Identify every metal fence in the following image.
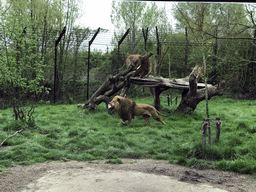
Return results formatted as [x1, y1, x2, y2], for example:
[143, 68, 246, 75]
[1, 25, 255, 105]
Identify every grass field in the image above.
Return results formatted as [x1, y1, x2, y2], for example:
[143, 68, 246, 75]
[1, 96, 256, 176]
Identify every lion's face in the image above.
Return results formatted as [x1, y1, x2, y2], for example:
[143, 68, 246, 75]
[108, 96, 122, 112]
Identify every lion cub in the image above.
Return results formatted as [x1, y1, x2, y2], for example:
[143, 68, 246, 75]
[108, 95, 167, 125]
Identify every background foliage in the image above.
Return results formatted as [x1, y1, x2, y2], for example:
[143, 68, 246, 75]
[1, 1, 256, 106]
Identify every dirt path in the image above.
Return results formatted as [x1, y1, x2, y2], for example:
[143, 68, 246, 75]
[0, 159, 255, 192]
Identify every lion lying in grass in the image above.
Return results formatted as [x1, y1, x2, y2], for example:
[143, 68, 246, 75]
[108, 95, 167, 125]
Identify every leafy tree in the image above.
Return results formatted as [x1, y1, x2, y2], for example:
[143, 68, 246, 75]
[0, 0, 89, 108]
[173, 3, 255, 95]
[0, 0, 48, 120]
[111, 1, 146, 54]
[111, 1, 172, 54]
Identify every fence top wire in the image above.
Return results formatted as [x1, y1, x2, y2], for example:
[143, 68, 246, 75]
[1, 26, 255, 53]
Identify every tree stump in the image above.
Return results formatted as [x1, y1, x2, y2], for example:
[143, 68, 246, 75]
[175, 65, 225, 112]
[215, 117, 221, 143]
[201, 118, 210, 148]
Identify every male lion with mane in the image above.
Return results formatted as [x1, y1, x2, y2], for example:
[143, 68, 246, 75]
[108, 95, 167, 125]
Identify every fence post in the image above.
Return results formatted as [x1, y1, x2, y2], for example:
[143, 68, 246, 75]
[117, 28, 130, 72]
[208, 120, 211, 144]
[156, 26, 161, 57]
[54, 26, 66, 104]
[201, 118, 210, 148]
[184, 27, 188, 76]
[167, 94, 170, 106]
[215, 117, 221, 143]
[142, 27, 149, 51]
[87, 27, 100, 100]
[212, 26, 218, 83]
[249, 29, 256, 84]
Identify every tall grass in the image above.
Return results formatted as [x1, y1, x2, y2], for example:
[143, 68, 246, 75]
[1, 96, 256, 176]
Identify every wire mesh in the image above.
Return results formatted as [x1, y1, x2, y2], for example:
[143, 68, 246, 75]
[1, 25, 256, 102]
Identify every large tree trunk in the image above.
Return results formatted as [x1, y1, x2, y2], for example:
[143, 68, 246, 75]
[175, 66, 225, 112]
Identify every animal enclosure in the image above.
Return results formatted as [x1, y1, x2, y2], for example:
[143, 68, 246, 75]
[0, 25, 255, 106]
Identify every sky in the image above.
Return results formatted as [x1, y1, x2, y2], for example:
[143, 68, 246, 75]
[76, 0, 177, 52]
[77, 0, 116, 31]
[79, 1, 176, 30]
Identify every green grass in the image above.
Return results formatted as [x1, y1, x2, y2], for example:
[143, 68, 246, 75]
[1, 96, 256, 176]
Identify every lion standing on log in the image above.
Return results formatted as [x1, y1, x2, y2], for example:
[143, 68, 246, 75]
[119, 54, 152, 77]
[108, 95, 167, 125]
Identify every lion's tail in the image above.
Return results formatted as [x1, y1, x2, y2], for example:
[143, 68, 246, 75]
[119, 61, 127, 71]
[157, 110, 172, 117]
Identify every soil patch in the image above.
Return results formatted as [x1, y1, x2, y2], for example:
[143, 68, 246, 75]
[0, 159, 255, 192]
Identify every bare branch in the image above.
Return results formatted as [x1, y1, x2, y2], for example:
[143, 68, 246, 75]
[0, 129, 24, 147]
[0, 1, 13, 17]
[246, 5, 256, 27]
[159, 46, 170, 66]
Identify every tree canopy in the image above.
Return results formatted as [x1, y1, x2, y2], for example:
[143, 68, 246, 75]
[1, 1, 256, 107]
[111, 1, 172, 54]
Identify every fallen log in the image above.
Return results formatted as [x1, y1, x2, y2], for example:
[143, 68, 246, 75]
[83, 52, 153, 110]
[130, 76, 212, 90]
[129, 65, 225, 112]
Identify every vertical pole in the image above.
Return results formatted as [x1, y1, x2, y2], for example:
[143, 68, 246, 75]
[154, 27, 162, 110]
[202, 119, 207, 148]
[142, 27, 148, 51]
[208, 121, 211, 144]
[215, 117, 221, 143]
[87, 45, 90, 100]
[250, 29, 256, 84]
[54, 45, 57, 103]
[212, 26, 218, 83]
[118, 28, 130, 66]
[117, 28, 130, 74]
[155, 26, 161, 76]
[117, 44, 120, 74]
[156, 26, 161, 56]
[54, 26, 66, 104]
[87, 28, 100, 100]
[201, 118, 210, 148]
[167, 94, 170, 106]
[142, 27, 148, 93]
[185, 27, 188, 77]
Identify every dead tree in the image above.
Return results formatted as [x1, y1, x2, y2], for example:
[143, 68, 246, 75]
[82, 52, 153, 110]
[81, 51, 225, 112]
[175, 65, 225, 112]
[128, 65, 225, 112]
